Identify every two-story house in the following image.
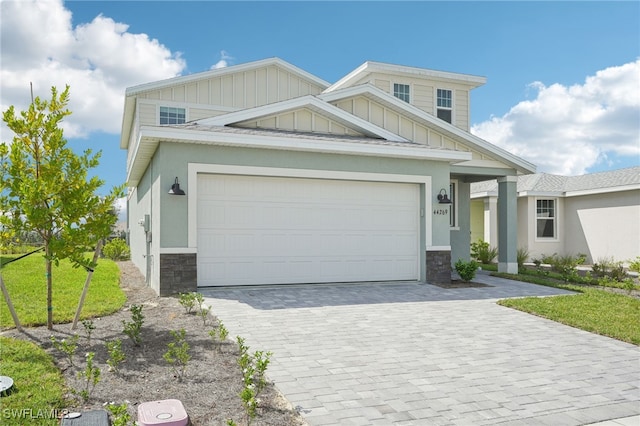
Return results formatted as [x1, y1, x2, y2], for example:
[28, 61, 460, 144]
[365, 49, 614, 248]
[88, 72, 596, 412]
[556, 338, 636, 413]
[120, 58, 535, 295]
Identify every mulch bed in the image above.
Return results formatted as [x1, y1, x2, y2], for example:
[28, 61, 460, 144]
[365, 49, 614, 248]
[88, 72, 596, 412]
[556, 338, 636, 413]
[2, 261, 306, 426]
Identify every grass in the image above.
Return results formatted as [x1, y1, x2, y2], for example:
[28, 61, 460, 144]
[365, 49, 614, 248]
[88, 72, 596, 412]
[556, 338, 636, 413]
[0, 336, 68, 425]
[0, 253, 126, 328]
[494, 272, 640, 345]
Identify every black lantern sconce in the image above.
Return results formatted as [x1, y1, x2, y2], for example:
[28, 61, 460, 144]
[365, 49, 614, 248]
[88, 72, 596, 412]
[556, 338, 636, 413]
[437, 188, 452, 204]
[168, 177, 186, 195]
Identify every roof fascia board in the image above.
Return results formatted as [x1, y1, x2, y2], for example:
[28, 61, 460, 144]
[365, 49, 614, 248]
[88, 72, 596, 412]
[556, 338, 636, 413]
[137, 125, 471, 162]
[321, 84, 536, 174]
[197, 95, 409, 142]
[564, 184, 640, 197]
[324, 61, 486, 93]
[519, 191, 564, 197]
[125, 57, 330, 97]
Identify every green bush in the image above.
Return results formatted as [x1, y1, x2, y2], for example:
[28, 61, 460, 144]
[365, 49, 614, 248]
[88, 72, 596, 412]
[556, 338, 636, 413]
[455, 259, 479, 282]
[470, 239, 498, 264]
[517, 247, 530, 269]
[102, 238, 130, 261]
[592, 257, 628, 282]
[627, 257, 640, 274]
[550, 253, 587, 282]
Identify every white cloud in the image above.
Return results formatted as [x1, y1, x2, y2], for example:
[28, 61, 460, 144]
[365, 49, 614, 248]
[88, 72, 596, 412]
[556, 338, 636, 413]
[0, 0, 186, 139]
[210, 50, 234, 69]
[472, 60, 640, 175]
[114, 196, 127, 224]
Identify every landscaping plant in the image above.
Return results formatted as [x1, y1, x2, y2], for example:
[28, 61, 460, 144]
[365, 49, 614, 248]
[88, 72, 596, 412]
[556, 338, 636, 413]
[470, 239, 498, 264]
[0, 85, 124, 329]
[82, 319, 96, 344]
[77, 352, 100, 402]
[455, 259, 479, 282]
[163, 328, 191, 381]
[178, 292, 198, 314]
[102, 238, 131, 261]
[209, 320, 229, 352]
[236, 336, 273, 425]
[50, 334, 79, 367]
[106, 402, 132, 426]
[105, 339, 126, 373]
[122, 304, 144, 346]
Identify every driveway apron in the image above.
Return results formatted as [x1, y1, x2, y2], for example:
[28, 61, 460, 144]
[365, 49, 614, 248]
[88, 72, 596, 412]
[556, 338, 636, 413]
[202, 273, 640, 425]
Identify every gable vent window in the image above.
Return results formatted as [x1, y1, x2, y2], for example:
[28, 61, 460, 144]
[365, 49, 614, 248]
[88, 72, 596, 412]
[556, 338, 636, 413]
[437, 89, 452, 123]
[393, 83, 410, 103]
[160, 106, 186, 125]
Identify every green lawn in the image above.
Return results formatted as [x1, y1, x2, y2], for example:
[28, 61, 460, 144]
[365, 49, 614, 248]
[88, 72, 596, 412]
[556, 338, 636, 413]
[0, 336, 68, 425]
[494, 272, 640, 345]
[0, 254, 125, 328]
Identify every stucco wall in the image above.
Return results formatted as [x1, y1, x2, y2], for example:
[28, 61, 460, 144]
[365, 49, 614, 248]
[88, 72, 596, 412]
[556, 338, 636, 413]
[564, 190, 640, 263]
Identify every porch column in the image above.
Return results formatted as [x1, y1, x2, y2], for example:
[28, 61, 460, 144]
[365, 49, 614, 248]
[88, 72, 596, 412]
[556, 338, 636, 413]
[497, 176, 518, 273]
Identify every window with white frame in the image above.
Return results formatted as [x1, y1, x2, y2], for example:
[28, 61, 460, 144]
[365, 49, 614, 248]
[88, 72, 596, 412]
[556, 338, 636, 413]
[536, 199, 556, 238]
[393, 83, 410, 103]
[160, 106, 186, 125]
[437, 89, 452, 123]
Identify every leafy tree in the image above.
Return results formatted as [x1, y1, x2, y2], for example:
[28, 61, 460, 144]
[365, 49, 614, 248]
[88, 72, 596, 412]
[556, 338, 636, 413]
[0, 85, 124, 329]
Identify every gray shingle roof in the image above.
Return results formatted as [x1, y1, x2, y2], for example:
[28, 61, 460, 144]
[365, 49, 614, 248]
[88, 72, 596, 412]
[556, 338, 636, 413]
[471, 167, 640, 195]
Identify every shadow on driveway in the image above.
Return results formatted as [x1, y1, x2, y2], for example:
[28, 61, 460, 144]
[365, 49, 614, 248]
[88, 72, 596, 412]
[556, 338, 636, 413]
[200, 271, 575, 310]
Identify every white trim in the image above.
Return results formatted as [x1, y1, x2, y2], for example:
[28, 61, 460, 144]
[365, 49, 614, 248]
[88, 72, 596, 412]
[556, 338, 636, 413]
[534, 197, 560, 242]
[426, 246, 451, 251]
[126, 57, 330, 96]
[324, 61, 486, 93]
[320, 84, 536, 174]
[497, 175, 519, 183]
[139, 126, 471, 161]
[188, 163, 432, 250]
[196, 95, 408, 142]
[565, 184, 640, 197]
[159, 247, 197, 254]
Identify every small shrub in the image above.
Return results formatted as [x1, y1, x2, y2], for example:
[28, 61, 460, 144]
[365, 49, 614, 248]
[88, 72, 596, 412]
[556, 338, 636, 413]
[164, 329, 191, 381]
[593, 257, 628, 282]
[105, 339, 126, 373]
[628, 257, 640, 274]
[50, 334, 79, 367]
[178, 292, 198, 314]
[106, 402, 132, 426]
[551, 253, 586, 282]
[455, 259, 479, 282]
[235, 336, 272, 425]
[471, 239, 498, 264]
[102, 238, 130, 261]
[77, 352, 100, 402]
[82, 319, 96, 345]
[209, 320, 229, 352]
[122, 304, 144, 346]
[517, 247, 529, 270]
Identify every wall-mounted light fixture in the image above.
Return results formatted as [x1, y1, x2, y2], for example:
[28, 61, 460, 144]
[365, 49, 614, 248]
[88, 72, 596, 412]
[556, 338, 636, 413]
[437, 188, 452, 204]
[168, 177, 186, 195]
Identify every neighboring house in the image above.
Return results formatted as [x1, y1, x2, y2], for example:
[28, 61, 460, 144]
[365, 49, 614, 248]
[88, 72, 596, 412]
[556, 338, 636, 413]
[470, 167, 640, 264]
[120, 58, 535, 295]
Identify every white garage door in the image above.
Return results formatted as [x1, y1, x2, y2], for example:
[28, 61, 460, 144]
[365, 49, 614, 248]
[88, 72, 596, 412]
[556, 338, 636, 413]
[197, 174, 420, 286]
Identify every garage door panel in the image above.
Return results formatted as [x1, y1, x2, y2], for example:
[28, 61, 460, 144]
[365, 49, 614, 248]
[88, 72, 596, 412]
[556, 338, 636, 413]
[197, 174, 420, 286]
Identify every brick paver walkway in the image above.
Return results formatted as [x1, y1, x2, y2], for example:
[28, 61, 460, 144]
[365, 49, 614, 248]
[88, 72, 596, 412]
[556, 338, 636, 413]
[202, 273, 640, 425]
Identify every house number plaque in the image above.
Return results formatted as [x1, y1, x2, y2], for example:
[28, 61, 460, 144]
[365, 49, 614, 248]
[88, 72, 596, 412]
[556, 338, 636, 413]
[433, 208, 449, 215]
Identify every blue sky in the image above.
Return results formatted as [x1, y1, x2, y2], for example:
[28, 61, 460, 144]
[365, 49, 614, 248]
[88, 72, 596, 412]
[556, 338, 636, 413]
[1, 1, 639, 199]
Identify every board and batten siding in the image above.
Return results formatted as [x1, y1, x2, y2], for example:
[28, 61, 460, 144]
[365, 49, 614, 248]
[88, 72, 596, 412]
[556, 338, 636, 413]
[347, 71, 473, 131]
[137, 65, 324, 109]
[235, 108, 365, 137]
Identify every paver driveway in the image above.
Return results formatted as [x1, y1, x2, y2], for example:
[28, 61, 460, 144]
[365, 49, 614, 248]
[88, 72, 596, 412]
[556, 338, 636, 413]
[202, 273, 640, 425]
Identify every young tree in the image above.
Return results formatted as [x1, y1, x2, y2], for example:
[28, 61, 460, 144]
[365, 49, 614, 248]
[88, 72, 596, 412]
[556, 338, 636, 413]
[0, 85, 124, 329]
